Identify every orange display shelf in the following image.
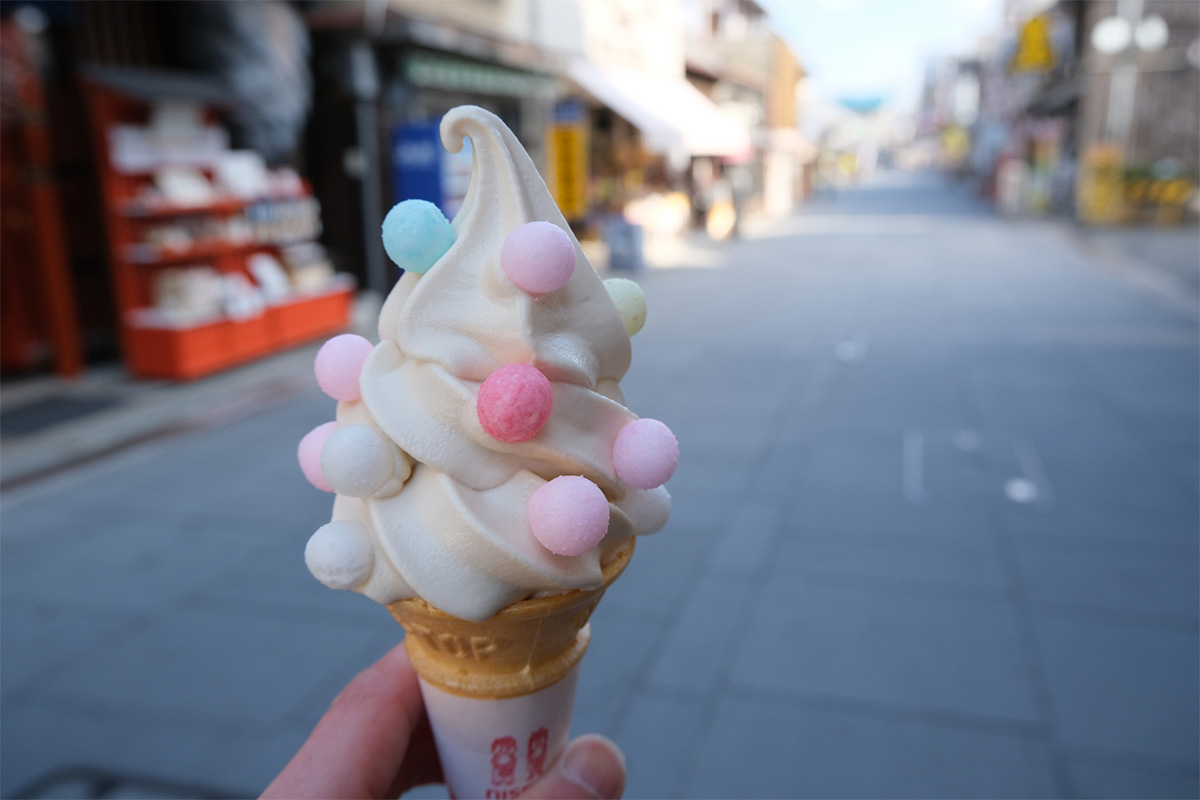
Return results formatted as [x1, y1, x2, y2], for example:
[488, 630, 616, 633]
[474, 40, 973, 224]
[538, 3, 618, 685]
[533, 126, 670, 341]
[125, 285, 354, 380]
[85, 75, 351, 381]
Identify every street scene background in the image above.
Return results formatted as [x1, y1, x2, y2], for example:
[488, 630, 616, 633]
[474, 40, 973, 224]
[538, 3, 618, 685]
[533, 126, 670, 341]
[2, 1, 1198, 798]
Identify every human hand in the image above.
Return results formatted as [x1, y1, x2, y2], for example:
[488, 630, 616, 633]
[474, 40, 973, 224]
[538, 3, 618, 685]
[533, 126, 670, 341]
[262, 643, 626, 799]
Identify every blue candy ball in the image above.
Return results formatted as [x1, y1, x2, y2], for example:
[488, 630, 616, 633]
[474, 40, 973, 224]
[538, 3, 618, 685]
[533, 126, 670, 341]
[381, 200, 455, 274]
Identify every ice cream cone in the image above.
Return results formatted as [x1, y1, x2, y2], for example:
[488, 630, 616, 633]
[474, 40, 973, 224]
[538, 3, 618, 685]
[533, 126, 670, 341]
[388, 539, 633, 699]
[387, 541, 633, 798]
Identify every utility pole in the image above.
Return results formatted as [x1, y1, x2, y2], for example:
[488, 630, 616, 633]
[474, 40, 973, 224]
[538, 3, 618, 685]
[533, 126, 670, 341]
[1104, 0, 1143, 152]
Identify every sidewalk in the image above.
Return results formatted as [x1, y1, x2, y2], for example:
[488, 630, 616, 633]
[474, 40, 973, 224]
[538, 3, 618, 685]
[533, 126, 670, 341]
[1075, 224, 1200, 297]
[2, 172, 1197, 799]
[1053, 223, 1200, 323]
[0, 296, 383, 489]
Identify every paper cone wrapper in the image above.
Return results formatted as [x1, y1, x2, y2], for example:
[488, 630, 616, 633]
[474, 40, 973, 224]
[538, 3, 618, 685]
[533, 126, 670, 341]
[387, 540, 633, 798]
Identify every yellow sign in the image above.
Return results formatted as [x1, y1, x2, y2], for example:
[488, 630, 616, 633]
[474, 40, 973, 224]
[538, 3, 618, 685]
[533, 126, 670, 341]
[547, 123, 588, 220]
[1077, 144, 1124, 225]
[1012, 15, 1054, 73]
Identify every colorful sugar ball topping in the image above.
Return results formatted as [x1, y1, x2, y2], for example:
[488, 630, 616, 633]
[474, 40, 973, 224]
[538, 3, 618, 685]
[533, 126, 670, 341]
[381, 199, 455, 274]
[612, 418, 679, 489]
[321, 424, 394, 498]
[298, 421, 338, 492]
[500, 221, 576, 294]
[476, 363, 553, 443]
[528, 475, 611, 556]
[603, 278, 647, 336]
[306, 520, 374, 590]
[314, 334, 373, 401]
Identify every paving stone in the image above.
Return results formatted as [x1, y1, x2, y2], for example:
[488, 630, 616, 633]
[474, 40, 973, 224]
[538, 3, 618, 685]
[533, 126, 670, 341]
[793, 483, 996, 539]
[2, 509, 283, 612]
[188, 524, 391, 627]
[646, 573, 756, 694]
[707, 499, 784, 577]
[37, 604, 390, 729]
[966, 373, 1145, 449]
[817, 367, 973, 433]
[1038, 447, 1196, 521]
[799, 433, 902, 494]
[0, 499, 156, 576]
[1067, 755, 1200, 799]
[600, 527, 708, 622]
[0, 598, 140, 702]
[780, 525, 1008, 597]
[731, 574, 1040, 723]
[1034, 615, 1199, 761]
[575, 605, 663, 735]
[613, 691, 706, 799]
[746, 444, 809, 502]
[665, 453, 749, 513]
[1014, 539, 1198, 622]
[686, 694, 1057, 798]
[1006, 502, 1199, 551]
[0, 701, 251, 799]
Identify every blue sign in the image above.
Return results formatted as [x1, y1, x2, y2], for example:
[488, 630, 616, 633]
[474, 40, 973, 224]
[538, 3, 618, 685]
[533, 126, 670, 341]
[553, 99, 586, 124]
[391, 122, 443, 209]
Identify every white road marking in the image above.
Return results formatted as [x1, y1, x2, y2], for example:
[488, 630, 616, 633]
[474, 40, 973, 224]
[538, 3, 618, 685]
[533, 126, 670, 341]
[954, 429, 981, 451]
[903, 430, 926, 505]
[834, 332, 871, 362]
[1004, 477, 1040, 504]
[1009, 439, 1055, 508]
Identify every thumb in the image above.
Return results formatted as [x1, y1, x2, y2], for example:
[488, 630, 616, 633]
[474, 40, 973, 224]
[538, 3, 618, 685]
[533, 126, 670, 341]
[518, 734, 626, 800]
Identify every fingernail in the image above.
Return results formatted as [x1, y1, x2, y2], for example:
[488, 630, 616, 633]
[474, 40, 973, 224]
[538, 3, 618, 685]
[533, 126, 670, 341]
[561, 735, 625, 799]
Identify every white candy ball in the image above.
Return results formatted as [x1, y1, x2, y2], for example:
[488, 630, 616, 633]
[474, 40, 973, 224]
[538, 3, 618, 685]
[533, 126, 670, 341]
[321, 424, 394, 497]
[305, 521, 374, 590]
[603, 278, 647, 336]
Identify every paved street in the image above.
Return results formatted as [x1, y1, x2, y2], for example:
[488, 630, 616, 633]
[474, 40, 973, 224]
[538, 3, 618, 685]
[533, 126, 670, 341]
[2, 171, 1197, 799]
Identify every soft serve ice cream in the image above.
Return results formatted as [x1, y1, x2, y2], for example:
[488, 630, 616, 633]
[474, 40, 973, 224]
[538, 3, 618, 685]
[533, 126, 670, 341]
[299, 105, 675, 623]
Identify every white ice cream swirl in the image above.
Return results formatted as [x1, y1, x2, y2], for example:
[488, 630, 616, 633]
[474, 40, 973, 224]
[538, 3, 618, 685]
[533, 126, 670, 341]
[305, 106, 670, 621]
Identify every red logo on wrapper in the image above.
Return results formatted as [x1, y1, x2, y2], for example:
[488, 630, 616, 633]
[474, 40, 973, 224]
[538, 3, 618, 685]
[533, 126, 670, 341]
[486, 729, 552, 798]
[527, 728, 549, 780]
[490, 737, 518, 787]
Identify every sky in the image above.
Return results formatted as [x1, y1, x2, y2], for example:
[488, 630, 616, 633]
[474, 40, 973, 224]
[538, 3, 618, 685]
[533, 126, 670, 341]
[761, 0, 1004, 112]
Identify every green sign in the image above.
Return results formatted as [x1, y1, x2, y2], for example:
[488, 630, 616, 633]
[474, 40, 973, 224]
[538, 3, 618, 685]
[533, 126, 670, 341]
[404, 53, 557, 97]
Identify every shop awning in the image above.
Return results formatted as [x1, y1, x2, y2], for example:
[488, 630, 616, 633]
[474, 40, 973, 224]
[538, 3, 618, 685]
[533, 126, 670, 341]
[566, 60, 752, 159]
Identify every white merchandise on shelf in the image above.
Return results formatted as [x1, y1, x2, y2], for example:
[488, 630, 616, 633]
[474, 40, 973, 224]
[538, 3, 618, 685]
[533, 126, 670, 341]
[109, 124, 229, 174]
[215, 150, 271, 199]
[247, 252, 293, 304]
[155, 166, 217, 206]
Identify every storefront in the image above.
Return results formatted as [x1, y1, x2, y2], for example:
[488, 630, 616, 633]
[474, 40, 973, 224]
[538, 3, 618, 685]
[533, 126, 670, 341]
[1, 1, 353, 380]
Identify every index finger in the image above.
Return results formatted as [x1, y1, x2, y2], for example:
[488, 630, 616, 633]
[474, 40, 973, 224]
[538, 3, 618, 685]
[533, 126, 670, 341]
[261, 643, 426, 799]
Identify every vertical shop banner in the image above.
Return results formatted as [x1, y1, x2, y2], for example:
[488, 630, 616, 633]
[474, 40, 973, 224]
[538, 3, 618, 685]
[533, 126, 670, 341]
[1011, 15, 1055, 73]
[1077, 144, 1125, 225]
[392, 122, 444, 209]
[547, 100, 588, 221]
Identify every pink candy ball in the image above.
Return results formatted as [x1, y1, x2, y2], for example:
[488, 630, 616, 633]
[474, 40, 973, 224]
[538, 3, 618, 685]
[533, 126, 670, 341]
[529, 476, 611, 556]
[612, 418, 679, 489]
[315, 334, 374, 402]
[477, 364, 553, 443]
[298, 422, 337, 492]
[500, 221, 576, 294]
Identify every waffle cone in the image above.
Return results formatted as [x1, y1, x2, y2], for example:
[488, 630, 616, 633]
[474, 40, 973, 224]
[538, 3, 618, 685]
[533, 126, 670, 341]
[388, 540, 634, 700]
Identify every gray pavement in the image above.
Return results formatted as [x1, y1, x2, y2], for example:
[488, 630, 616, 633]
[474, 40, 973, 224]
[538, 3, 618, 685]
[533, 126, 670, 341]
[1074, 225, 1199, 298]
[2, 171, 1197, 799]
